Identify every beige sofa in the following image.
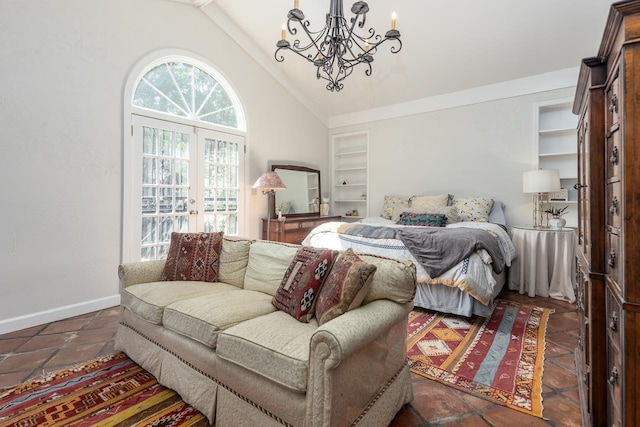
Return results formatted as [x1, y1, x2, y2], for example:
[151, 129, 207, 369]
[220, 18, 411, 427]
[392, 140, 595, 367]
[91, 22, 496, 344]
[115, 236, 417, 426]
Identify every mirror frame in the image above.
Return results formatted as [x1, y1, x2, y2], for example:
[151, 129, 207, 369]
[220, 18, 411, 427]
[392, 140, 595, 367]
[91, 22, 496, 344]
[270, 164, 321, 219]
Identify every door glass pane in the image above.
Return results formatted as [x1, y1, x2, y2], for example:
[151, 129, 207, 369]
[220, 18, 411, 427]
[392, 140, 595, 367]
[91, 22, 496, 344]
[142, 187, 157, 214]
[142, 158, 157, 185]
[202, 136, 239, 235]
[141, 217, 157, 245]
[140, 125, 191, 260]
[143, 127, 157, 155]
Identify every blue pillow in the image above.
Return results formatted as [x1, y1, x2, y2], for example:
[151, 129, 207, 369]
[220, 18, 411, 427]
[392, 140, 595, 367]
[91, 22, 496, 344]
[396, 212, 447, 227]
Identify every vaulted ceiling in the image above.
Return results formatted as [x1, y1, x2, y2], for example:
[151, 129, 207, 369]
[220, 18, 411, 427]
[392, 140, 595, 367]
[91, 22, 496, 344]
[173, 0, 613, 121]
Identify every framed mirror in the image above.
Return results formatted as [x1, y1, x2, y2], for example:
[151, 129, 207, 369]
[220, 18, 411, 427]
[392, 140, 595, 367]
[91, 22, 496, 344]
[271, 165, 321, 219]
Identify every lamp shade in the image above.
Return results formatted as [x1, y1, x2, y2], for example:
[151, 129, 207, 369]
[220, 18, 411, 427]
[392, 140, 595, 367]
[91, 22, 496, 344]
[523, 169, 561, 193]
[253, 171, 287, 192]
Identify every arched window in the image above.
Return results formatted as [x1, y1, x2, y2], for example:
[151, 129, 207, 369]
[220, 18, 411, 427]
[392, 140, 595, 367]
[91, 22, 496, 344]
[133, 61, 244, 129]
[123, 53, 246, 262]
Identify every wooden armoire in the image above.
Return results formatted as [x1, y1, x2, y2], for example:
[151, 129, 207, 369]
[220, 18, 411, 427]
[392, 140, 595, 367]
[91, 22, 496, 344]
[573, 1, 640, 426]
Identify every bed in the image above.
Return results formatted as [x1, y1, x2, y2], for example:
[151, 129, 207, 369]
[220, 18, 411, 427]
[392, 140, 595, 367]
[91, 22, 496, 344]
[302, 195, 517, 318]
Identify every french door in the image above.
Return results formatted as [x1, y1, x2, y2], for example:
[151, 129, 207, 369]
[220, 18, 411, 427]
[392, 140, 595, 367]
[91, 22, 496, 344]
[130, 115, 244, 261]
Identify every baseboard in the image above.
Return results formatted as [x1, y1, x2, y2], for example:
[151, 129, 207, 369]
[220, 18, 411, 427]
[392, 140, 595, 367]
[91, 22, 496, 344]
[0, 295, 121, 335]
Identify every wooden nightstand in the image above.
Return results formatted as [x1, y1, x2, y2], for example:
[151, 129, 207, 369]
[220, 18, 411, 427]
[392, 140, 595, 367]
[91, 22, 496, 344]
[508, 225, 577, 302]
[261, 215, 342, 244]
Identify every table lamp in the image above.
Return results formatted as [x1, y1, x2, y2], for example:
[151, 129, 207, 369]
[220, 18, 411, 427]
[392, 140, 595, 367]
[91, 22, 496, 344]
[253, 171, 287, 240]
[523, 169, 561, 228]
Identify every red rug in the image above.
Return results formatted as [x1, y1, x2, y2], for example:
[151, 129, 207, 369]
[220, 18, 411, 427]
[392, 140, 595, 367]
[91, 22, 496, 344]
[0, 352, 208, 426]
[406, 299, 553, 418]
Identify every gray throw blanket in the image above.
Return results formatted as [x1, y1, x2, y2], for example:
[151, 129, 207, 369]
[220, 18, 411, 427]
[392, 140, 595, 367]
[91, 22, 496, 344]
[396, 227, 505, 278]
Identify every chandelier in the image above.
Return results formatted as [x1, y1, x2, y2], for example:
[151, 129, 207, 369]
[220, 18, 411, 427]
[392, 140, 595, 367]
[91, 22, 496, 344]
[275, 0, 402, 92]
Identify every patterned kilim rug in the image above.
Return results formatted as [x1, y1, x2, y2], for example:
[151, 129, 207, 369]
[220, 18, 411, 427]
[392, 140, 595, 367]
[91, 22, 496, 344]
[0, 352, 208, 426]
[406, 299, 553, 418]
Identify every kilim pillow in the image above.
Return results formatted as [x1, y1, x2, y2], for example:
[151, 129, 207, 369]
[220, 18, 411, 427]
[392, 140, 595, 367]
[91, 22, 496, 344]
[315, 248, 377, 326]
[272, 247, 337, 322]
[161, 232, 223, 282]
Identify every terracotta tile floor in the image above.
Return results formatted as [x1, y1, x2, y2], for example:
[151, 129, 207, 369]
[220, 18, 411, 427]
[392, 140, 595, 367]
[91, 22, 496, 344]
[0, 289, 582, 426]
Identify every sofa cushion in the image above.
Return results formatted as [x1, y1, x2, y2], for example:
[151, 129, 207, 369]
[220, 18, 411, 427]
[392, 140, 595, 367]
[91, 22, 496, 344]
[272, 247, 337, 322]
[163, 290, 275, 348]
[121, 281, 239, 324]
[358, 254, 417, 305]
[161, 232, 223, 282]
[244, 241, 298, 295]
[218, 236, 253, 288]
[217, 311, 318, 392]
[315, 248, 377, 325]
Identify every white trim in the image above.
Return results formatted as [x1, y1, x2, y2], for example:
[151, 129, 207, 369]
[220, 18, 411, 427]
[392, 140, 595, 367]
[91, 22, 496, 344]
[0, 295, 121, 335]
[329, 67, 580, 128]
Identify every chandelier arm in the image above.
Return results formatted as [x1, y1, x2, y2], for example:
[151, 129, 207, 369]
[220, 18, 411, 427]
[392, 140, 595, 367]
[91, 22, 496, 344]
[371, 34, 403, 54]
[287, 17, 331, 60]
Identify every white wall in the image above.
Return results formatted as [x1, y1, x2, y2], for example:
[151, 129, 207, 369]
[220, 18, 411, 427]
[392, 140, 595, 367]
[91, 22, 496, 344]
[330, 86, 578, 228]
[0, 0, 328, 333]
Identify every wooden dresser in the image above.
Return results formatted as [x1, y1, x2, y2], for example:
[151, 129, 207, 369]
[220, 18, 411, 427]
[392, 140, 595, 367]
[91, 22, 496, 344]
[261, 215, 341, 244]
[573, 2, 640, 426]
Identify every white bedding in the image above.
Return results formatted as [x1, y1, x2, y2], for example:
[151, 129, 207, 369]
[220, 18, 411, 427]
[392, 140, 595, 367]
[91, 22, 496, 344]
[302, 218, 516, 317]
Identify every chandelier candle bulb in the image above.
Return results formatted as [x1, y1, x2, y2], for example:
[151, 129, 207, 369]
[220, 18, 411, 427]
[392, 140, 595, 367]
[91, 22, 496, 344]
[391, 11, 397, 29]
[294, 0, 299, 9]
[281, 22, 286, 40]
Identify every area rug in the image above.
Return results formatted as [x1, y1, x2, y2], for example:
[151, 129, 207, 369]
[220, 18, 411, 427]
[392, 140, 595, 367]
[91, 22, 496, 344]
[0, 352, 208, 426]
[406, 299, 553, 418]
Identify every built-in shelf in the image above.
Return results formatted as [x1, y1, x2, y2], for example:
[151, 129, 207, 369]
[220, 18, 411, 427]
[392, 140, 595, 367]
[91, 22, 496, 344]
[335, 150, 367, 156]
[332, 131, 369, 218]
[535, 99, 578, 227]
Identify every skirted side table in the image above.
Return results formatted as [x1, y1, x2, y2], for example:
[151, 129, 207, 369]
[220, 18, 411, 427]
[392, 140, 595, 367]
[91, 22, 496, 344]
[508, 225, 577, 303]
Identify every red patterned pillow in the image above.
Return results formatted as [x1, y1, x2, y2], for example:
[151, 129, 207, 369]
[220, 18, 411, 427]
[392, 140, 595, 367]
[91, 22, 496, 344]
[161, 232, 223, 282]
[315, 248, 377, 325]
[272, 247, 337, 322]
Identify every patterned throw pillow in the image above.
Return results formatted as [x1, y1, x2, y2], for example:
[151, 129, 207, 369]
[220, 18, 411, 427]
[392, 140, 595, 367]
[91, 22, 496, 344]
[315, 248, 377, 325]
[454, 197, 494, 222]
[381, 195, 410, 220]
[408, 194, 449, 211]
[272, 247, 337, 322]
[396, 212, 448, 227]
[395, 205, 459, 224]
[161, 232, 224, 282]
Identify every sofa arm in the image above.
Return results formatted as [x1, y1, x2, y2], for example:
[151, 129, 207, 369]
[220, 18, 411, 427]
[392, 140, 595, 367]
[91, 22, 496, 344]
[118, 260, 165, 290]
[310, 299, 410, 368]
[307, 299, 412, 426]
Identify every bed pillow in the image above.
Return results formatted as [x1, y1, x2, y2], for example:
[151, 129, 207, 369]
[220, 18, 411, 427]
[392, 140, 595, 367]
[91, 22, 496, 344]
[315, 248, 377, 325]
[161, 232, 223, 282]
[408, 194, 449, 211]
[488, 200, 507, 226]
[454, 197, 494, 222]
[396, 212, 448, 227]
[381, 195, 410, 220]
[394, 205, 459, 224]
[272, 247, 337, 322]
